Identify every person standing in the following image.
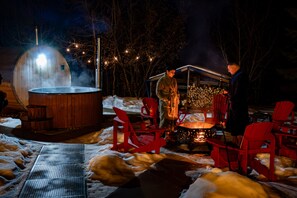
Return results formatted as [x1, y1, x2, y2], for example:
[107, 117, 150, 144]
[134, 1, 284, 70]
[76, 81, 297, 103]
[225, 62, 249, 146]
[156, 65, 179, 133]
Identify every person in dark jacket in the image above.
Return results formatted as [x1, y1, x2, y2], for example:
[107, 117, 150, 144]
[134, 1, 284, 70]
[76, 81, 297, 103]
[224, 62, 249, 146]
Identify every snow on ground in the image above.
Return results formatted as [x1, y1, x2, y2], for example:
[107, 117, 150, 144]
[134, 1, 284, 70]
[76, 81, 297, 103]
[85, 127, 297, 197]
[0, 117, 42, 197]
[103, 95, 143, 114]
[0, 97, 297, 197]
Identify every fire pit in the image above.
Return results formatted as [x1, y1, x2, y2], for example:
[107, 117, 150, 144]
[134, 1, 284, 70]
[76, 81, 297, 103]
[176, 122, 215, 151]
[28, 86, 102, 129]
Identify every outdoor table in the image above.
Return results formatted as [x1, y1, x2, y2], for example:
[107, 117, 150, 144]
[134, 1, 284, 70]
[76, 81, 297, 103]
[176, 121, 215, 151]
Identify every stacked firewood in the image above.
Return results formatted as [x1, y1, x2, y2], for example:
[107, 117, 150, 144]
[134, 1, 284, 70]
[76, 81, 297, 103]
[186, 85, 223, 109]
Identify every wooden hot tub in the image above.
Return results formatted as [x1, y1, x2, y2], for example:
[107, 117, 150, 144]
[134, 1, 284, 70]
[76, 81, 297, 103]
[28, 86, 102, 129]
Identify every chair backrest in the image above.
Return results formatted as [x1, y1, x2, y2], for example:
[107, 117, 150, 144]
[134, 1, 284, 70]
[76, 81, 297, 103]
[142, 97, 158, 117]
[212, 94, 228, 124]
[272, 101, 295, 122]
[241, 122, 273, 149]
[113, 106, 129, 122]
[113, 106, 140, 143]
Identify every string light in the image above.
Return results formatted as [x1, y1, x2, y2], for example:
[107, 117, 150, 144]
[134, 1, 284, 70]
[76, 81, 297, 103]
[65, 40, 158, 65]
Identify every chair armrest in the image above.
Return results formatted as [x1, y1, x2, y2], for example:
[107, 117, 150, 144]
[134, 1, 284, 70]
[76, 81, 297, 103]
[206, 138, 240, 151]
[141, 106, 146, 113]
[136, 128, 165, 134]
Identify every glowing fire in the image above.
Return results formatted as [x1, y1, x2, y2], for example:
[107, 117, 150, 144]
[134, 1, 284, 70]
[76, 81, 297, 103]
[178, 122, 214, 129]
[178, 121, 215, 143]
[194, 131, 206, 142]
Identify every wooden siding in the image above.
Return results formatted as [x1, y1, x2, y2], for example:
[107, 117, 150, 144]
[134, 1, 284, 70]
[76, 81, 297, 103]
[13, 46, 71, 107]
[28, 91, 102, 129]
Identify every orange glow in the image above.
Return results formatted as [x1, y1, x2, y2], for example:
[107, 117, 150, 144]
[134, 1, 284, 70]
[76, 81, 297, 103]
[194, 131, 206, 143]
[178, 122, 214, 129]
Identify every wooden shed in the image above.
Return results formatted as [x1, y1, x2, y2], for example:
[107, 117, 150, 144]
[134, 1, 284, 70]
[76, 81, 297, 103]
[147, 65, 230, 97]
[0, 46, 71, 110]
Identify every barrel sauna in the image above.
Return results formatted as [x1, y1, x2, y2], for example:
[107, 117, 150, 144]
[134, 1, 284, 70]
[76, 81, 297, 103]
[28, 86, 102, 129]
[0, 46, 71, 110]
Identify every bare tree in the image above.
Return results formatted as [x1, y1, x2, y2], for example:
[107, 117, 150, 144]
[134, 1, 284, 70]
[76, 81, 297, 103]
[283, 8, 297, 65]
[1, 0, 185, 97]
[100, 0, 185, 97]
[62, 0, 186, 97]
[211, 0, 280, 102]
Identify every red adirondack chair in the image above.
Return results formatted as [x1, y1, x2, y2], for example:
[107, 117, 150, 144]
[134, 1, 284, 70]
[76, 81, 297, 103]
[207, 93, 229, 126]
[176, 108, 187, 125]
[112, 107, 166, 153]
[176, 94, 228, 126]
[275, 131, 297, 160]
[140, 97, 159, 128]
[271, 101, 295, 131]
[207, 122, 276, 181]
[271, 101, 296, 160]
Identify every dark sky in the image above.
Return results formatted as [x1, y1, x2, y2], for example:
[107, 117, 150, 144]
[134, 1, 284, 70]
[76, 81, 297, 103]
[180, 0, 296, 72]
[180, 0, 230, 73]
[0, 1, 292, 67]
[0, 0, 78, 47]
[0, 0, 296, 102]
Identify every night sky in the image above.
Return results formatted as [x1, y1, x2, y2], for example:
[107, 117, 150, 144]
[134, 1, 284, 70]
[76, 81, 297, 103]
[0, 0, 296, 103]
[0, 1, 293, 69]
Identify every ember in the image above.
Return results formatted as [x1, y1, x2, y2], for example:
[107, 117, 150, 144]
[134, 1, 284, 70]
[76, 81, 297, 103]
[194, 131, 207, 143]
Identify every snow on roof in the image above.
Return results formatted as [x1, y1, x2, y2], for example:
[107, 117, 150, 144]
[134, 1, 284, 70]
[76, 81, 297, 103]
[148, 65, 230, 83]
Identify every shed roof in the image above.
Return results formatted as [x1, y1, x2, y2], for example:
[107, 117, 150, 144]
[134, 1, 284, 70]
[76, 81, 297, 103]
[148, 64, 230, 83]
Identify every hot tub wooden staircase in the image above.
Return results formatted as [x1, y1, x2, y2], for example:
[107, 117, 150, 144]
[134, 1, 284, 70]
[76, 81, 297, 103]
[20, 105, 53, 131]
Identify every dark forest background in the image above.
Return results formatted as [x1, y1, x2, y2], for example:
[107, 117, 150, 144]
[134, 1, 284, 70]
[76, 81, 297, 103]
[0, 0, 296, 105]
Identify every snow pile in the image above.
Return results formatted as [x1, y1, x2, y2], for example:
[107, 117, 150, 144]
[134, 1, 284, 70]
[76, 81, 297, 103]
[182, 170, 268, 198]
[256, 153, 297, 177]
[0, 133, 39, 197]
[181, 112, 206, 122]
[0, 134, 32, 178]
[103, 96, 143, 113]
[97, 126, 123, 145]
[88, 150, 166, 186]
[0, 117, 21, 128]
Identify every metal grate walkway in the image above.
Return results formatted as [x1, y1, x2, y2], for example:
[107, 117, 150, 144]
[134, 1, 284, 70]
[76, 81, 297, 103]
[19, 144, 86, 198]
